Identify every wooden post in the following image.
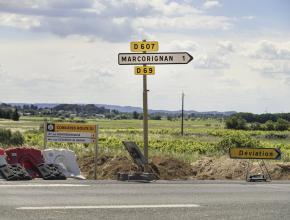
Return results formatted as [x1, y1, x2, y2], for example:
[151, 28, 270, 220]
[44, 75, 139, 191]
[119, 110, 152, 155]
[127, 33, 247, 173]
[142, 39, 149, 172]
[181, 92, 184, 136]
[43, 119, 47, 149]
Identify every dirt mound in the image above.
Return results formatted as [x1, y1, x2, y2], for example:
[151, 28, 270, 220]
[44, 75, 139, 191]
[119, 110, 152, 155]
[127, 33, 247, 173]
[151, 156, 193, 180]
[191, 156, 290, 180]
[78, 155, 290, 180]
[78, 155, 193, 180]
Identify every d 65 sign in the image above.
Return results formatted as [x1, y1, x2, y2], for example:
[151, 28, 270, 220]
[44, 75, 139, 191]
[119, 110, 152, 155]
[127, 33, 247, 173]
[134, 66, 155, 75]
[130, 41, 159, 52]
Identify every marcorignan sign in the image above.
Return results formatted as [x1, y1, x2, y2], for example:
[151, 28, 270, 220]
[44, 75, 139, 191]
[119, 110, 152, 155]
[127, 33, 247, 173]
[118, 52, 193, 65]
[46, 123, 97, 144]
[229, 147, 281, 160]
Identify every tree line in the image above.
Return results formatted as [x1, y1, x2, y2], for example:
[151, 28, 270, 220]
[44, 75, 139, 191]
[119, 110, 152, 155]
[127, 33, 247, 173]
[226, 113, 290, 131]
[0, 104, 20, 121]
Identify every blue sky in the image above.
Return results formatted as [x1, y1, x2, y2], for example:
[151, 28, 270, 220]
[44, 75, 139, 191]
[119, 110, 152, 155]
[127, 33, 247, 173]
[0, 0, 289, 113]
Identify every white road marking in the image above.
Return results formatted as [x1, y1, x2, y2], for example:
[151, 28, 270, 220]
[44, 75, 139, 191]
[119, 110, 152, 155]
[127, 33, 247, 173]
[254, 184, 290, 191]
[0, 184, 90, 187]
[17, 204, 200, 210]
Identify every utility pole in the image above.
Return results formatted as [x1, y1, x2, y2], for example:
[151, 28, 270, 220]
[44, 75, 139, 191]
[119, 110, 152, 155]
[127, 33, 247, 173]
[181, 92, 184, 136]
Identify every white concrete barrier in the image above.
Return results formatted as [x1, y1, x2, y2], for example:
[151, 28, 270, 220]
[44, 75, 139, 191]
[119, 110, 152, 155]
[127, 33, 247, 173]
[42, 149, 85, 180]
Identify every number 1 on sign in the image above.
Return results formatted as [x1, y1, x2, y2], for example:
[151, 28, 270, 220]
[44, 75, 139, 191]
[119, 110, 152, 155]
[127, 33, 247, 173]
[134, 66, 155, 75]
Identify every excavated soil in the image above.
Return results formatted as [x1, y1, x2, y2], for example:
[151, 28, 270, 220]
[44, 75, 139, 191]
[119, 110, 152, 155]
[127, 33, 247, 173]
[78, 155, 290, 180]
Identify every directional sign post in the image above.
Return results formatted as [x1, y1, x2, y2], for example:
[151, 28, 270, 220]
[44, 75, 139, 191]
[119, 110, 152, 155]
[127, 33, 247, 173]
[229, 147, 281, 160]
[118, 40, 193, 172]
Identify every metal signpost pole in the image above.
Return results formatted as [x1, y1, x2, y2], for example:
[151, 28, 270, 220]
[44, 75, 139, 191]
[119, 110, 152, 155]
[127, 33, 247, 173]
[142, 40, 149, 172]
[94, 125, 99, 180]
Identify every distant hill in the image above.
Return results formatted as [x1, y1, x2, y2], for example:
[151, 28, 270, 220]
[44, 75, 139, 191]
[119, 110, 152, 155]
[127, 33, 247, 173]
[8, 102, 236, 116]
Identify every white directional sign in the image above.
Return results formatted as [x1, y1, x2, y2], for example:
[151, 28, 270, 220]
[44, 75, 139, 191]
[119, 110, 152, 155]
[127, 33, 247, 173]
[47, 132, 96, 138]
[118, 52, 193, 65]
[47, 137, 96, 144]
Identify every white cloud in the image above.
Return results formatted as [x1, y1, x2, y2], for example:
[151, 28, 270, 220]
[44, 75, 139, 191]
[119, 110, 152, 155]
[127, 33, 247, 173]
[202, 0, 221, 10]
[0, 0, 233, 41]
[0, 13, 40, 29]
[241, 16, 255, 20]
[134, 14, 232, 31]
[194, 54, 230, 69]
[168, 40, 198, 51]
[217, 41, 235, 55]
[251, 61, 290, 75]
[247, 40, 290, 60]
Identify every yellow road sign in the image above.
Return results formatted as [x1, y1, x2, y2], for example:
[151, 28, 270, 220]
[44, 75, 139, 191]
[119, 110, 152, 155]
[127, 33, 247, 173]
[134, 66, 155, 75]
[229, 148, 281, 160]
[47, 123, 97, 134]
[130, 41, 159, 52]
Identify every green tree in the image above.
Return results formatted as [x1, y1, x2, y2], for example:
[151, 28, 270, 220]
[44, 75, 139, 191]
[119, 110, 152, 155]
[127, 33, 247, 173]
[264, 120, 275, 131]
[151, 115, 162, 120]
[11, 109, 20, 121]
[225, 116, 247, 130]
[275, 118, 289, 131]
[132, 111, 139, 119]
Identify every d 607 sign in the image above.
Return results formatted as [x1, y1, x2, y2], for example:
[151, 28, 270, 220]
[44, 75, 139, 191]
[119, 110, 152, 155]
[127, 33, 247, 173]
[130, 41, 159, 52]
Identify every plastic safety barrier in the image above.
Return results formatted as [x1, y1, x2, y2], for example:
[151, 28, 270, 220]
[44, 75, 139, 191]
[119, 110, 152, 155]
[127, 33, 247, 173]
[0, 148, 6, 166]
[0, 148, 6, 179]
[37, 163, 66, 180]
[0, 164, 32, 181]
[6, 147, 44, 178]
[5, 147, 66, 180]
[42, 149, 85, 179]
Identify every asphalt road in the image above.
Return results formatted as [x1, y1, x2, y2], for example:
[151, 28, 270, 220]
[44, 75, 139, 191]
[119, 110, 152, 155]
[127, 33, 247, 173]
[1, 179, 290, 220]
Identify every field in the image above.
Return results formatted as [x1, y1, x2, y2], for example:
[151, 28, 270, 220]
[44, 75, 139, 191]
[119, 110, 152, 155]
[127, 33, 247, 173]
[1, 117, 290, 163]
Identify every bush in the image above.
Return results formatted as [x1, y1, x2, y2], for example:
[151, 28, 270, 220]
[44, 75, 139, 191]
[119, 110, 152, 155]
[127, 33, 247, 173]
[0, 128, 24, 146]
[151, 115, 162, 120]
[264, 120, 275, 131]
[265, 133, 288, 139]
[10, 131, 24, 145]
[275, 118, 289, 131]
[216, 133, 262, 153]
[250, 122, 262, 130]
[225, 116, 247, 130]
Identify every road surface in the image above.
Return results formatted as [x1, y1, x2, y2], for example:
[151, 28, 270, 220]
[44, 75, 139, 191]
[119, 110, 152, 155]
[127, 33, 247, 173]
[1, 179, 290, 220]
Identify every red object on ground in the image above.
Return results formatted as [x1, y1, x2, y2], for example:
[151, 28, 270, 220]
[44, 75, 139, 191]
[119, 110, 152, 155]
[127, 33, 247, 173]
[5, 147, 45, 178]
[0, 148, 5, 156]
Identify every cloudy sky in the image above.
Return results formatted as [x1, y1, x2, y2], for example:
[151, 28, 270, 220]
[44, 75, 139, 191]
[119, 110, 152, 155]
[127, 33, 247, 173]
[0, 0, 289, 113]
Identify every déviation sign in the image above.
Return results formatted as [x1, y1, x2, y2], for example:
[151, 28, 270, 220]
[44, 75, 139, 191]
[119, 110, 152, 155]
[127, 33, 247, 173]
[229, 147, 281, 160]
